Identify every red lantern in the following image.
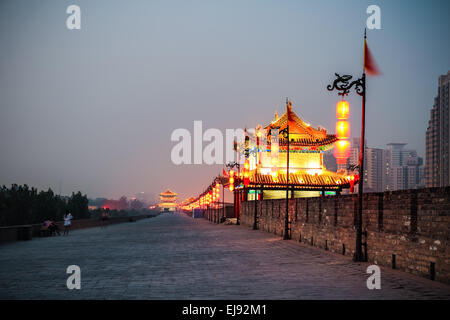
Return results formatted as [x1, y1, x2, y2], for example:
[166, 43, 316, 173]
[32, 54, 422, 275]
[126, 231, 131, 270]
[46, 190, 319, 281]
[336, 100, 349, 119]
[243, 159, 250, 187]
[335, 121, 350, 140]
[243, 171, 249, 187]
[334, 99, 351, 164]
[333, 140, 350, 164]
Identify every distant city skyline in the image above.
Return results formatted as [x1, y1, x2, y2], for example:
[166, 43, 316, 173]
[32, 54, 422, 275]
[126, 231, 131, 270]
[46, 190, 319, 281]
[0, 0, 449, 201]
[324, 136, 425, 194]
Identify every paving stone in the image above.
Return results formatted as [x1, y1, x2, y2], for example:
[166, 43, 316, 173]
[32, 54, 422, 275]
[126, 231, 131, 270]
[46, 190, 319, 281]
[0, 212, 449, 299]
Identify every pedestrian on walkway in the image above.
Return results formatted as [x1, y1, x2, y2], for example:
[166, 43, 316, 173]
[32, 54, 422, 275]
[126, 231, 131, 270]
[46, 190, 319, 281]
[100, 210, 109, 228]
[63, 212, 73, 236]
[49, 221, 61, 236]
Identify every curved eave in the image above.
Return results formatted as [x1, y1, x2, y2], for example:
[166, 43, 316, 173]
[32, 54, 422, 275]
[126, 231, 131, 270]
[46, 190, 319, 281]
[159, 189, 178, 196]
[264, 105, 328, 139]
[278, 134, 338, 147]
[245, 172, 352, 189]
[246, 183, 349, 189]
[158, 203, 178, 207]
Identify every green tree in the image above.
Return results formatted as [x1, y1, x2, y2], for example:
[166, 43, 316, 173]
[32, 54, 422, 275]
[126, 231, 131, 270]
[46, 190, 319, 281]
[67, 191, 89, 219]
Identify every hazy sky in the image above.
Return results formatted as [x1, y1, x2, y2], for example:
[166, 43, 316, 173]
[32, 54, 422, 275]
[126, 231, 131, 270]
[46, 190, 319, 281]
[0, 0, 449, 202]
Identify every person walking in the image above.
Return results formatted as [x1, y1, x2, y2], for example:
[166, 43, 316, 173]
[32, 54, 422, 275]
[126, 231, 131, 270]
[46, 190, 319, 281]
[63, 212, 73, 236]
[100, 211, 109, 228]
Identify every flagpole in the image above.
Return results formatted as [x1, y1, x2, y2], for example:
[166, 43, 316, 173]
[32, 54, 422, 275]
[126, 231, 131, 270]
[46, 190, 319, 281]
[283, 98, 290, 240]
[327, 28, 375, 261]
[355, 29, 367, 262]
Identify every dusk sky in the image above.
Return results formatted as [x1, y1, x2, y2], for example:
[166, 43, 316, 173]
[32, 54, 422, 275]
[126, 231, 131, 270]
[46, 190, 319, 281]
[0, 0, 449, 202]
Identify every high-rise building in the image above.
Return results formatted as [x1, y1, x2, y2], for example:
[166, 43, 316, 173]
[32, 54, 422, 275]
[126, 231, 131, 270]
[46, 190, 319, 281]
[385, 143, 424, 190]
[323, 149, 337, 173]
[387, 143, 407, 167]
[365, 147, 384, 192]
[349, 138, 362, 170]
[347, 138, 385, 193]
[382, 149, 391, 191]
[345, 139, 424, 193]
[426, 71, 450, 187]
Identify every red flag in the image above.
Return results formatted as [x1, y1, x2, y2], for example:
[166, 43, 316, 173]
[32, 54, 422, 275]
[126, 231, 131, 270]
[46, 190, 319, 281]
[364, 39, 380, 76]
[223, 168, 227, 177]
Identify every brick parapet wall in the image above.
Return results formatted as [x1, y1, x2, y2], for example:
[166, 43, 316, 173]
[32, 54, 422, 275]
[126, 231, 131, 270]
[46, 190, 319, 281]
[203, 206, 235, 223]
[239, 187, 450, 284]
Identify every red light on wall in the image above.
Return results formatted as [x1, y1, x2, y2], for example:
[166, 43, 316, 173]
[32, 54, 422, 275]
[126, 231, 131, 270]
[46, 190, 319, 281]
[336, 100, 349, 119]
[244, 160, 249, 170]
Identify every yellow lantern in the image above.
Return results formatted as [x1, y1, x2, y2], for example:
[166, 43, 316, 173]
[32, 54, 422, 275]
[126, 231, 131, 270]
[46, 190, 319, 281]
[336, 120, 350, 140]
[336, 100, 349, 119]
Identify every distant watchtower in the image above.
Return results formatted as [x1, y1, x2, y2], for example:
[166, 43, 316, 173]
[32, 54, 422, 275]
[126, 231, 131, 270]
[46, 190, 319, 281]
[158, 189, 178, 212]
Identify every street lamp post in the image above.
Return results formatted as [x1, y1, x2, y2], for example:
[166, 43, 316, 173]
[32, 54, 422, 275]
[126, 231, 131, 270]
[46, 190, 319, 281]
[222, 180, 225, 222]
[246, 146, 259, 231]
[280, 99, 290, 240]
[226, 161, 241, 225]
[252, 186, 258, 230]
[327, 72, 366, 262]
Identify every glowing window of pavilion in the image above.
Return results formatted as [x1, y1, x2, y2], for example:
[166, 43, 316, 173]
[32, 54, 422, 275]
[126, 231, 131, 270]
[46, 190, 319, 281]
[158, 189, 178, 212]
[235, 101, 351, 199]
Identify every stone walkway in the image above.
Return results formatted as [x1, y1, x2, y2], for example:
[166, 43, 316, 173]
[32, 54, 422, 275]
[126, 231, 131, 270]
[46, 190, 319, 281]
[0, 212, 449, 299]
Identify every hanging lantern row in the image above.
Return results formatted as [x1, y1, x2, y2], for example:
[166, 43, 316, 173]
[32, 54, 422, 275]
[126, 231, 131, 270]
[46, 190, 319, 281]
[180, 179, 223, 211]
[228, 170, 235, 192]
[334, 100, 351, 165]
[243, 159, 250, 187]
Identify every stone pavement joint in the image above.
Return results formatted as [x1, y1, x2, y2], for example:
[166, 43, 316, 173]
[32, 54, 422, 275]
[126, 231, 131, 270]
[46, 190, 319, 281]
[0, 212, 449, 299]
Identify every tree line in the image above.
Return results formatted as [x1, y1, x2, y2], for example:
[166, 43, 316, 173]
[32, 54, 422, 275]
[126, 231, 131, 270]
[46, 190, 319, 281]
[0, 184, 89, 227]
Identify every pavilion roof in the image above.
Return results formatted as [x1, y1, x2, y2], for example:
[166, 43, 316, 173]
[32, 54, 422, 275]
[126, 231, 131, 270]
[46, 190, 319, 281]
[157, 202, 177, 207]
[159, 189, 178, 196]
[265, 101, 335, 146]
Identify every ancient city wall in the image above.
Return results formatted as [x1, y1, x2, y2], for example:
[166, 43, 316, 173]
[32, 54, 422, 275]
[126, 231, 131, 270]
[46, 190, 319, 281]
[239, 187, 450, 284]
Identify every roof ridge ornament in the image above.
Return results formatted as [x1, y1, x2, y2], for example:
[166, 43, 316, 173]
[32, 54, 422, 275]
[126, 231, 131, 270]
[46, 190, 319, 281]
[287, 100, 292, 112]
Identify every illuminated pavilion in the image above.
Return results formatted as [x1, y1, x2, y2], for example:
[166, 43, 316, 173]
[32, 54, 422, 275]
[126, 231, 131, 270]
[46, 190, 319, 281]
[178, 101, 355, 214]
[158, 189, 178, 212]
[235, 100, 352, 200]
